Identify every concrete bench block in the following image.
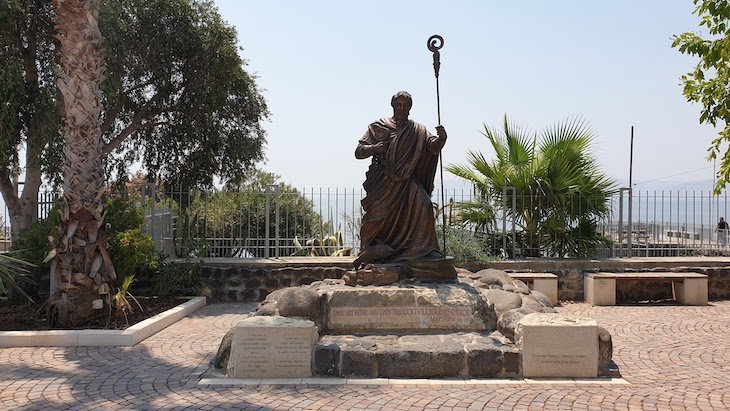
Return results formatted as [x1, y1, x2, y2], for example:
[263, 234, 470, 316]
[673, 278, 708, 305]
[508, 273, 558, 304]
[584, 276, 616, 306]
[532, 278, 558, 304]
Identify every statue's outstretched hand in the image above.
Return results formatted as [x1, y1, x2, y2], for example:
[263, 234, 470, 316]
[436, 125, 447, 141]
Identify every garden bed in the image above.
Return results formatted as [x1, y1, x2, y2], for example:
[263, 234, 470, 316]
[0, 296, 182, 331]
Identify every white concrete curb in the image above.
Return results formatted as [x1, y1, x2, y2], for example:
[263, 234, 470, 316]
[0, 296, 206, 347]
[197, 376, 630, 386]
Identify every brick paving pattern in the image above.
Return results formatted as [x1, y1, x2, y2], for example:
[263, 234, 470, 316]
[1, 300, 729, 410]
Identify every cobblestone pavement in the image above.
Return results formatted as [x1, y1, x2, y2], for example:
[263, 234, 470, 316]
[1, 300, 729, 410]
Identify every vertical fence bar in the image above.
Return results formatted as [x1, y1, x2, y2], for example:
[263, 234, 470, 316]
[511, 188, 516, 258]
[645, 190, 649, 256]
[275, 185, 280, 258]
[618, 189, 625, 257]
[502, 187, 507, 256]
[264, 186, 271, 258]
[718, 190, 728, 255]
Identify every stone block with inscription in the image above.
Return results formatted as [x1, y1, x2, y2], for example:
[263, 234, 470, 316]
[516, 313, 598, 378]
[325, 285, 493, 334]
[226, 316, 318, 378]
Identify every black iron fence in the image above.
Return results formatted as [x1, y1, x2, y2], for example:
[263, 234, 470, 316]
[2, 186, 729, 258]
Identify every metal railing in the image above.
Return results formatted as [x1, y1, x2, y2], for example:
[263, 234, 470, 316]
[2, 185, 729, 259]
[0, 190, 59, 243]
[607, 188, 730, 257]
[140, 184, 366, 259]
[138, 185, 730, 259]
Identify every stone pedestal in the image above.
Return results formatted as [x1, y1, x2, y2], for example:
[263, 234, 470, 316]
[211, 267, 617, 380]
[517, 313, 598, 378]
[227, 316, 318, 378]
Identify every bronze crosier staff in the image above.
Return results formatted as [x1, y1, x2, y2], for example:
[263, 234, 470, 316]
[427, 34, 447, 253]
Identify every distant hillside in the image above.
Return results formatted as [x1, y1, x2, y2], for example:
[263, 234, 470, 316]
[446, 177, 726, 195]
[627, 179, 723, 193]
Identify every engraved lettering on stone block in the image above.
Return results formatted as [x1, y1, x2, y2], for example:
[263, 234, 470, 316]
[227, 317, 316, 378]
[518, 313, 599, 378]
[329, 306, 472, 328]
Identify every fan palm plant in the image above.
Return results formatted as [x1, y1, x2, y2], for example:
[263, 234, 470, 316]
[0, 252, 36, 302]
[447, 116, 616, 258]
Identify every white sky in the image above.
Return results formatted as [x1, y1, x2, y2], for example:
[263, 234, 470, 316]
[214, 0, 722, 192]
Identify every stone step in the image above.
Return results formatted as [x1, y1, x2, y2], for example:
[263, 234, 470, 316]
[313, 332, 519, 378]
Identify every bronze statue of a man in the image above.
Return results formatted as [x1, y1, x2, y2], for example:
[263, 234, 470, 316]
[354, 91, 447, 269]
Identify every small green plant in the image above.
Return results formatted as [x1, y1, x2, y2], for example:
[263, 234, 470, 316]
[291, 231, 352, 256]
[0, 252, 37, 303]
[153, 260, 201, 297]
[113, 274, 143, 324]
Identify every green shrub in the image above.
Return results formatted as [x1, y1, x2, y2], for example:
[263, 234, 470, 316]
[105, 196, 143, 235]
[12, 208, 60, 265]
[438, 225, 495, 267]
[109, 228, 159, 281]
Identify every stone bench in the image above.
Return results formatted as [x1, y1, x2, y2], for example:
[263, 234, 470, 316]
[666, 231, 701, 240]
[584, 272, 708, 306]
[508, 272, 558, 304]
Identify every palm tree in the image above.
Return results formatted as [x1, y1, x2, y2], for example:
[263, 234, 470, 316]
[447, 116, 616, 258]
[47, 0, 115, 327]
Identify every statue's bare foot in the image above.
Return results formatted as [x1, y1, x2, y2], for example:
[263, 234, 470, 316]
[425, 250, 445, 259]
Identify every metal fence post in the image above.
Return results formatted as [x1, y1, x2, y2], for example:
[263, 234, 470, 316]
[274, 185, 281, 258]
[511, 187, 517, 258]
[628, 187, 633, 257]
[618, 187, 632, 257]
[265, 187, 271, 258]
[501, 186, 516, 259]
[140, 183, 157, 243]
[264, 184, 280, 258]
[502, 187, 507, 257]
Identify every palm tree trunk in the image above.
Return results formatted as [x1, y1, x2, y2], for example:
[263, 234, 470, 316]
[48, 0, 115, 327]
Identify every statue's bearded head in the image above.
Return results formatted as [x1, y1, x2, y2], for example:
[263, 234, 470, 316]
[391, 91, 412, 127]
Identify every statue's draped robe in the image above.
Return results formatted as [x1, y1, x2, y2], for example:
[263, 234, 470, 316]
[357, 118, 442, 263]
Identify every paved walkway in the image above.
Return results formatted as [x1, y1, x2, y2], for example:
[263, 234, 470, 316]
[1, 301, 729, 410]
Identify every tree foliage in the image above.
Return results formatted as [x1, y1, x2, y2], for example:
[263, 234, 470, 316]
[99, 0, 269, 188]
[672, 0, 730, 193]
[0, 0, 61, 180]
[447, 116, 616, 258]
[0, 0, 63, 239]
[0, 0, 269, 240]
